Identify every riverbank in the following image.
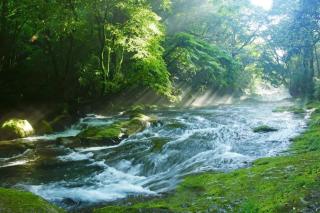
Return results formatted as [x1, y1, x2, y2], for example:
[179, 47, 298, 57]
[94, 102, 320, 212]
[0, 188, 65, 213]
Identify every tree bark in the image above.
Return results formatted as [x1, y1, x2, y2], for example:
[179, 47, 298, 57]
[0, 0, 9, 72]
[314, 45, 320, 77]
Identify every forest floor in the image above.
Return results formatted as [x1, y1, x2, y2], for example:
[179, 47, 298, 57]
[94, 102, 320, 212]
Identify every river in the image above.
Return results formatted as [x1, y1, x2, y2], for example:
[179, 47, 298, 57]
[0, 95, 308, 210]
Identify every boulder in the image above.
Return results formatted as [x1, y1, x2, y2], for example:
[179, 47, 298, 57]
[150, 137, 170, 152]
[0, 140, 35, 158]
[165, 122, 187, 129]
[272, 106, 305, 114]
[0, 119, 34, 140]
[253, 125, 278, 133]
[35, 120, 54, 135]
[34, 113, 74, 135]
[76, 114, 158, 146]
[50, 113, 74, 132]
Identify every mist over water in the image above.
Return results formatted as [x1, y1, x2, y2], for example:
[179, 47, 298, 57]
[0, 89, 308, 210]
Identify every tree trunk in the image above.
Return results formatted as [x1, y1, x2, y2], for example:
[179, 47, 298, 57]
[96, 15, 107, 95]
[117, 47, 124, 76]
[303, 46, 315, 96]
[314, 45, 320, 77]
[0, 0, 9, 72]
[105, 46, 111, 92]
[44, 33, 59, 80]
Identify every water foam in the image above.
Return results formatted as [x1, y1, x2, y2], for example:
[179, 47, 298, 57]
[4, 97, 308, 208]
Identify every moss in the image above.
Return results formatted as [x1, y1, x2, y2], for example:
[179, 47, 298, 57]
[165, 122, 187, 129]
[36, 120, 54, 135]
[0, 140, 35, 158]
[95, 103, 320, 213]
[150, 137, 170, 152]
[124, 104, 159, 118]
[124, 105, 146, 117]
[253, 125, 278, 133]
[78, 124, 122, 141]
[273, 106, 306, 114]
[0, 119, 34, 140]
[49, 113, 73, 132]
[0, 188, 65, 213]
[78, 114, 158, 142]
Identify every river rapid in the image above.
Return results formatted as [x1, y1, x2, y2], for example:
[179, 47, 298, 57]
[0, 94, 309, 210]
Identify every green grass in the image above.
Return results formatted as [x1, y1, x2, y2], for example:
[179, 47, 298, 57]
[0, 188, 65, 213]
[95, 103, 320, 213]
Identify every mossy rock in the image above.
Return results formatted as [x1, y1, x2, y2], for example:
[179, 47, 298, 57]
[0, 119, 35, 140]
[77, 114, 158, 145]
[150, 137, 170, 152]
[124, 105, 146, 117]
[50, 113, 74, 132]
[0, 188, 65, 213]
[165, 122, 187, 129]
[273, 106, 306, 114]
[0, 140, 35, 158]
[77, 124, 123, 142]
[35, 120, 54, 135]
[124, 104, 159, 116]
[253, 125, 278, 133]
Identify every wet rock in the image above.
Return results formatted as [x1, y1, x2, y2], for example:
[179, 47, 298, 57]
[62, 197, 80, 207]
[0, 119, 35, 140]
[75, 114, 158, 147]
[77, 125, 123, 143]
[123, 104, 158, 117]
[0, 140, 35, 158]
[122, 104, 146, 117]
[33, 111, 76, 135]
[150, 137, 170, 152]
[253, 125, 278, 133]
[35, 120, 54, 135]
[50, 113, 74, 132]
[273, 106, 306, 114]
[56, 137, 76, 146]
[164, 122, 187, 129]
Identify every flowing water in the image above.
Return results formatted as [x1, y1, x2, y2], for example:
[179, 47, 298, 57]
[0, 95, 309, 210]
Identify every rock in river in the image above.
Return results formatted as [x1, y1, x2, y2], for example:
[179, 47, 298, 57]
[0, 119, 34, 140]
[73, 114, 158, 147]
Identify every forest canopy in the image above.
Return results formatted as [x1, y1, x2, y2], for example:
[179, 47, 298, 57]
[0, 0, 319, 104]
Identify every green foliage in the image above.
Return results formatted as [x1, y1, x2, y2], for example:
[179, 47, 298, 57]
[3, 0, 318, 104]
[264, 0, 320, 98]
[79, 0, 173, 98]
[0, 0, 173, 102]
[165, 33, 245, 91]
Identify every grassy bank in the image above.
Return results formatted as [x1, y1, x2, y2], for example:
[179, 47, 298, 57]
[95, 103, 320, 212]
[0, 188, 65, 213]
